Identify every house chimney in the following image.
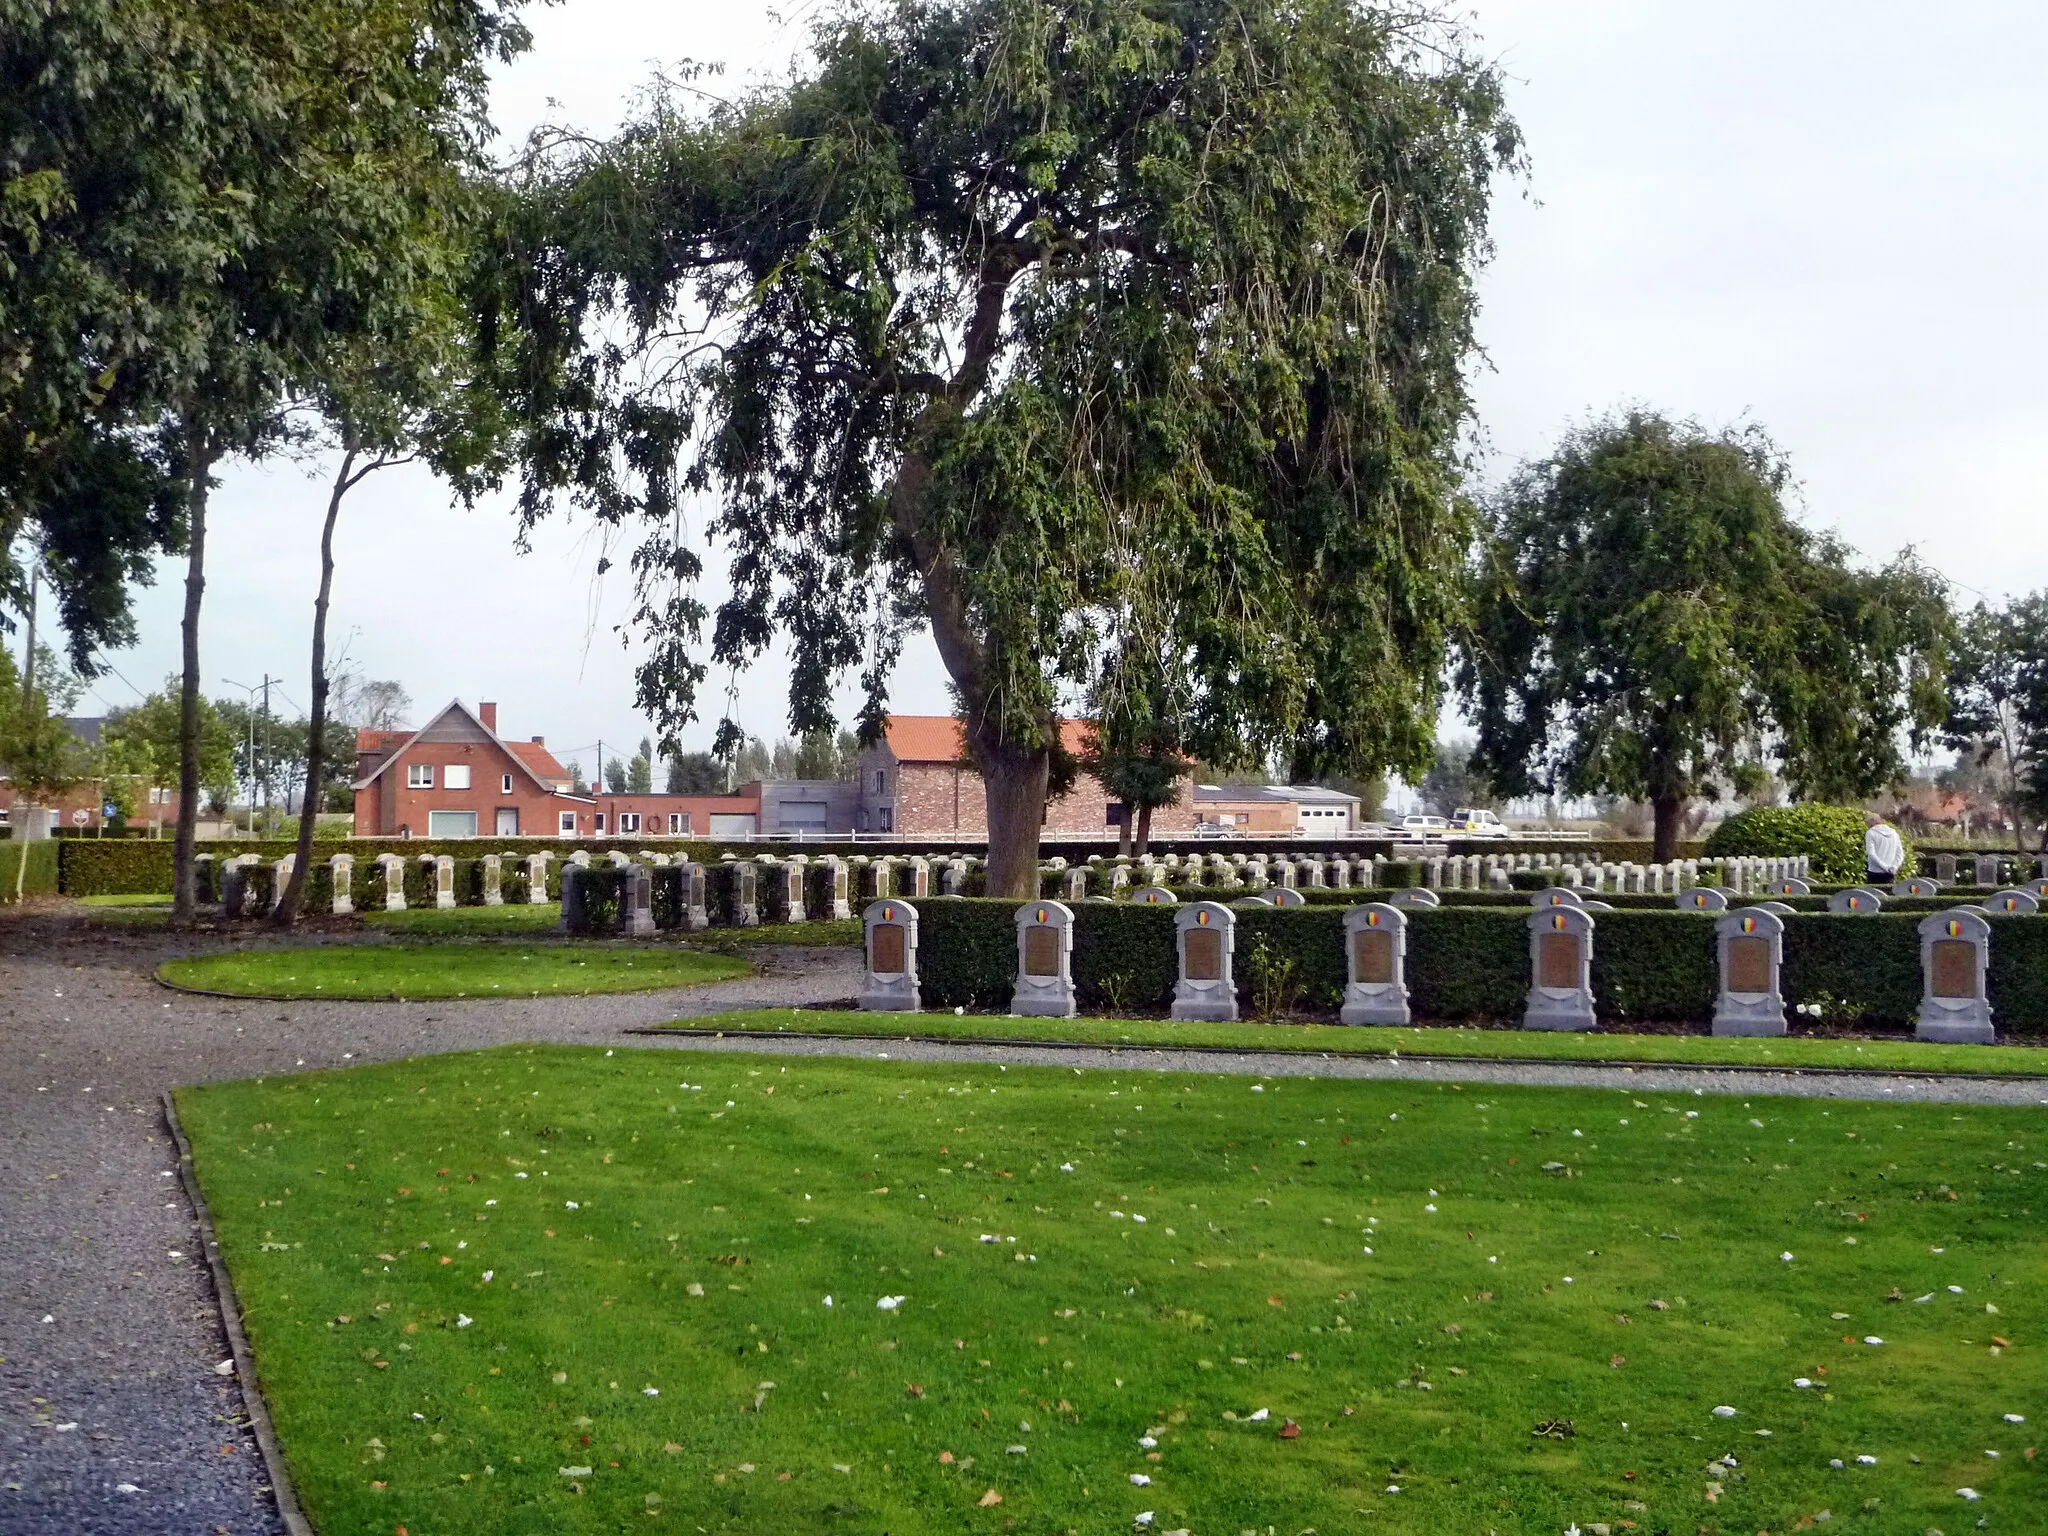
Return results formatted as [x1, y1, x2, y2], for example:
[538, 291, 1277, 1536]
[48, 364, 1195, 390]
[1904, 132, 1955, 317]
[479, 701, 497, 732]
[531, 735, 545, 746]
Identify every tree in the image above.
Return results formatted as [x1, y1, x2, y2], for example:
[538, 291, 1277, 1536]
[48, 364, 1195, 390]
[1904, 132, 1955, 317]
[1419, 739, 1496, 818]
[604, 757, 629, 795]
[1080, 710, 1190, 857]
[479, 0, 1518, 895]
[567, 758, 588, 795]
[0, 646, 90, 893]
[792, 729, 859, 781]
[1460, 411, 1953, 862]
[730, 738, 773, 788]
[665, 752, 725, 794]
[1942, 596, 2048, 852]
[105, 680, 236, 810]
[330, 673, 413, 733]
[626, 750, 654, 795]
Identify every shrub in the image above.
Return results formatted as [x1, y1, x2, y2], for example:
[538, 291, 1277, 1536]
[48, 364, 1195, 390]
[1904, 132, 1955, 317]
[1706, 804, 1904, 884]
[562, 866, 627, 932]
[0, 839, 60, 902]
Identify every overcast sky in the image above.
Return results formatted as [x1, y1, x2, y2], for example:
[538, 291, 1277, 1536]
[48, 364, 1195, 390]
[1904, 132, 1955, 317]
[73, 0, 2048, 781]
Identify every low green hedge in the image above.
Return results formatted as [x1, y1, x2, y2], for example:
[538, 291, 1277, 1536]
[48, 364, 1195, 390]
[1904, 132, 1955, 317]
[896, 897, 2048, 1031]
[1705, 804, 1903, 884]
[0, 839, 59, 902]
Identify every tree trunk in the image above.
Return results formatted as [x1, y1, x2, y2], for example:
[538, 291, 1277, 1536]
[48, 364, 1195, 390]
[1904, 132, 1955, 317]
[973, 727, 1050, 898]
[1134, 801, 1154, 857]
[276, 443, 356, 926]
[171, 421, 218, 922]
[1116, 803, 1133, 857]
[1651, 792, 1685, 865]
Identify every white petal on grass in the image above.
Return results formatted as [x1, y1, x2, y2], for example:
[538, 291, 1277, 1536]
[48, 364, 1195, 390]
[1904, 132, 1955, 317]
[2005, 1413, 2027, 1423]
[1857, 1455, 1877, 1465]
[1780, 1252, 1795, 1262]
[1863, 1336, 1884, 1346]
[877, 1295, 905, 1310]
[1129, 1473, 1151, 1486]
[1712, 1406, 1738, 1418]
[1958, 1488, 1981, 1500]
[1246, 1408, 1270, 1422]
[456, 1314, 472, 1328]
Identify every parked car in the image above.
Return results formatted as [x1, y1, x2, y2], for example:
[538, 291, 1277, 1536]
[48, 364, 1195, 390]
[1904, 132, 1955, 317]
[1452, 808, 1511, 838]
[1398, 814, 1449, 837]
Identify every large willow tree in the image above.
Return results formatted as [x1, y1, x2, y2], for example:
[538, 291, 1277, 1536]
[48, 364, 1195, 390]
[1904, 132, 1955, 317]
[481, 0, 1518, 892]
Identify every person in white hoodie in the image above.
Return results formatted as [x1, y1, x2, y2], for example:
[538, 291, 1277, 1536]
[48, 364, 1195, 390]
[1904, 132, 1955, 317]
[1864, 811, 1906, 886]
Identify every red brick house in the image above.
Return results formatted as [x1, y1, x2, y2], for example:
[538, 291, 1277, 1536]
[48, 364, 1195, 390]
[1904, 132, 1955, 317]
[353, 700, 594, 838]
[856, 715, 1196, 838]
[589, 788, 761, 839]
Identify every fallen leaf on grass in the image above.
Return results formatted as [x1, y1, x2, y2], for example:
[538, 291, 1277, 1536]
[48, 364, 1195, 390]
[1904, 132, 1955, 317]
[1278, 1419, 1300, 1439]
[977, 1489, 1002, 1507]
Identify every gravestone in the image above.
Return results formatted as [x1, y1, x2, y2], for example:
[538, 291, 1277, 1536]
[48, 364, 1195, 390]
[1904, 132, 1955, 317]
[1132, 886, 1178, 906]
[270, 855, 295, 914]
[681, 862, 710, 930]
[870, 858, 896, 901]
[1263, 887, 1307, 908]
[732, 861, 761, 927]
[1712, 907, 1786, 1037]
[608, 849, 633, 869]
[2037, 853, 2048, 882]
[1488, 865, 1512, 893]
[1340, 903, 1410, 1026]
[2027, 877, 2048, 902]
[1893, 876, 1939, 898]
[524, 852, 550, 905]
[1303, 857, 1327, 890]
[1915, 909, 1994, 1043]
[1984, 888, 2040, 915]
[778, 861, 807, 923]
[1390, 887, 1439, 910]
[906, 856, 932, 898]
[821, 856, 853, 921]
[1769, 877, 1811, 897]
[480, 854, 503, 906]
[434, 855, 456, 909]
[1230, 895, 1274, 908]
[219, 860, 250, 920]
[1973, 854, 2002, 888]
[1107, 865, 1132, 897]
[1750, 900, 1796, 916]
[1535, 886, 1587, 909]
[1936, 853, 1958, 884]
[1523, 905, 1597, 1031]
[559, 866, 593, 933]
[376, 853, 407, 911]
[624, 864, 656, 937]
[1827, 887, 1884, 913]
[1064, 867, 1090, 904]
[329, 853, 355, 916]
[859, 899, 921, 1011]
[940, 859, 968, 897]
[1011, 901, 1078, 1018]
[1172, 902, 1238, 1021]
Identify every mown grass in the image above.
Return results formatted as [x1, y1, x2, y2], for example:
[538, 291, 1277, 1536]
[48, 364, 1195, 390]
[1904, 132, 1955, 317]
[179, 1046, 2047, 1535]
[366, 903, 567, 936]
[158, 944, 750, 1000]
[656, 1008, 2048, 1079]
[78, 891, 173, 907]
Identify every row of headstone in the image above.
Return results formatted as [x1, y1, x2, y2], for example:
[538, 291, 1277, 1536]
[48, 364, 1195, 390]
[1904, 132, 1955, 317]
[1931, 852, 2048, 887]
[858, 893, 2007, 1043]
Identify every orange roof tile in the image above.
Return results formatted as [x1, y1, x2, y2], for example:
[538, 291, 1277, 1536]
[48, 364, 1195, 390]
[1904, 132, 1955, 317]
[506, 739, 570, 783]
[882, 714, 1093, 762]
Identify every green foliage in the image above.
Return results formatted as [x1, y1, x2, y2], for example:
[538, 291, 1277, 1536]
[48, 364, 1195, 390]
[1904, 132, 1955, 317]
[1461, 411, 1952, 856]
[1942, 594, 2048, 840]
[0, 644, 92, 799]
[0, 838, 58, 902]
[1705, 804, 1899, 883]
[482, 0, 1520, 887]
[1419, 738, 1497, 816]
[664, 752, 725, 795]
[161, 945, 744, 1000]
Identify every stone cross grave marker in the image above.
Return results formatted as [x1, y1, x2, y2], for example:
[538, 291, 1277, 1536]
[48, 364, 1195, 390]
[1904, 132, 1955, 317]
[1916, 909, 1994, 1043]
[1524, 905, 1597, 1031]
[1713, 907, 1786, 1037]
[859, 899, 921, 1011]
[1172, 902, 1237, 1021]
[1340, 903, 1410, 1026]
[1012, 901, 1078, 1018]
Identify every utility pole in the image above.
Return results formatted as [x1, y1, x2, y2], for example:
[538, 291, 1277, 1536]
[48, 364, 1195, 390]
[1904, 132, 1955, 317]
[224, 673, 281, 837]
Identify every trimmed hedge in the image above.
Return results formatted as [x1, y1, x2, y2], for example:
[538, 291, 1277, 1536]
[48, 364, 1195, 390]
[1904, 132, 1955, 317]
[895, 897, 2048, 1032]
[0, 839, 59, 902]
[1705, 804, 1904, 884]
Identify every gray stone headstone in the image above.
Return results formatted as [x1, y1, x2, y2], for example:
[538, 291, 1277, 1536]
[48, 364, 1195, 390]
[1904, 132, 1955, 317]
[1263, 887, 1307, 908]
[568, 849, 592, 868]
[1011, 900, 1078, 1018]
[1936, 853, 1958, 884]
[434, 854, 456, 910]
[1893, 877, 1939, 898]
[1523, 905, 1597, 1031]
[1769, 877, 1810, 897]
[1712, 906, 1786, 1036]
[820, 855, 852, 921]
[1535, 886, 1586, 910]
[1916, 908, 1994, 1043]
[269, 855, 295, 915]
[526, 852, 552, 905]
[1064, 867, 1090, 903]
[779, 861, 807, 923]
[624, 864, 655, 937]
[219, 860, 249, 920]
[2027, 877, 2048, 902]
[733, 861, 760, 927]
[607, 849, 633, 869]
[329, 853, 354, 916]
[1132, 886, 1178, 906]
[1984, 888, 2039, 915]
[376, 853, 407, 911]
[1390, 887, 1439, 910]
[940, 858, 968, 897]
[1973, 854, 2002, 888]
[481, 854, 503, 906]
[1340, 903, 1410, 1026]
[906, 856, 932, 899]
[681, 862, 709, 930]
[1750, 900, 1796, 916]
[1827, 887, 1883, 913]
[859, 898, 921, 1012]
[1172, 902, 1237, 1021]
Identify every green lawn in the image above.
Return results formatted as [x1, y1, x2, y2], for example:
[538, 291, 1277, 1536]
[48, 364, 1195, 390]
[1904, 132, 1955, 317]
[158, 944, 750, 1000]
[656, 1008, 2048, 1079]
[366, 903, 568, 936]
[178, 1046, 2046, 1535]
[79, 892, 173, 907]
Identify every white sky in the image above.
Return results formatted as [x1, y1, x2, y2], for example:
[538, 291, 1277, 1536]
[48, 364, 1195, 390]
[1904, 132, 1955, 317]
[76, 0, 2048, 782]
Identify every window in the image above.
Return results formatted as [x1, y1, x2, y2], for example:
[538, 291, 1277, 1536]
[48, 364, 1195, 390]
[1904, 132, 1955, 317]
[619, 812, 641, 833]
[1106, 804, 1125, 826]
[427, 809, 477, 838]
[501, 774, 514, 794]
[407, 763, 433, 789]
[876, 806, 893, 833]
[558, 811, 577, 835]
[444, 764, 472, 790]
[875, 770, 887, 794]
[668, 812, 690, 834]
[594, 813, 606, 833]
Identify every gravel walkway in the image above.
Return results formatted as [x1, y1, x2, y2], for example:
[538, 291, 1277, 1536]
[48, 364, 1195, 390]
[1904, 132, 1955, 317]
[4, 909, 2041, 1531]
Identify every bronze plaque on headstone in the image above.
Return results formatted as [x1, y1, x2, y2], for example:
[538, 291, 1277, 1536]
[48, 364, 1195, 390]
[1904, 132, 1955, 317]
[871, 923, 905, 975]
[1024, 925, 1060, 978]
[1538, 931, 1581, 990]
[1932, 938, 1977, 999]
[1726, 935, 1771, 996]
[1184, 926, 1223, 982]
[1353, 929, 1395, 986]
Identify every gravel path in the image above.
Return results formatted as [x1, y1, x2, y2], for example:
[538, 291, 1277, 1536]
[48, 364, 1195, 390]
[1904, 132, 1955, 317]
[4, 909, 2042, 1531]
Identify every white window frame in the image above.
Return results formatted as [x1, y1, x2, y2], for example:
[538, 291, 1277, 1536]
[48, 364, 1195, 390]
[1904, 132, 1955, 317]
[407, 763, 433, 789]
[558, 811, 577, 835]
[619, 812, 641, 833]
[667, 812, 687, 834]
[444, 764, 472, 790]
[501, 773, 514, 794]
[594, 813, 606, 833]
